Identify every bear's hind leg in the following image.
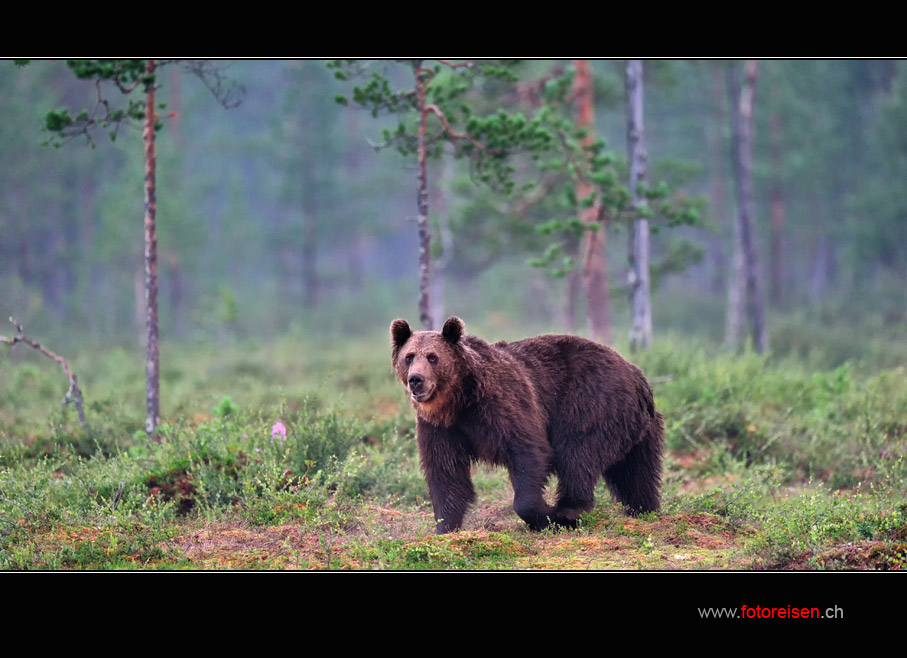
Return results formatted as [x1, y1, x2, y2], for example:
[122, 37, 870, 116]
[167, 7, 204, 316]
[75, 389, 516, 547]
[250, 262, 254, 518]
[509, 450, 555, 531]
[603, 435, 663, 515]
[551, 452, 598, 529]
[512, 485, 553, 531]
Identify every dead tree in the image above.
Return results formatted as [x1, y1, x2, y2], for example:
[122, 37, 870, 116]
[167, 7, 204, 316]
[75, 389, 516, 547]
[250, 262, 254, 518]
[1, 317, 87, 428]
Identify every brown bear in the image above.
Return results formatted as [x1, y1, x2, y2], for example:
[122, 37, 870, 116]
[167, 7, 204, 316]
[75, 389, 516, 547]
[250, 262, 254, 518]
[391, 316, 664, 533]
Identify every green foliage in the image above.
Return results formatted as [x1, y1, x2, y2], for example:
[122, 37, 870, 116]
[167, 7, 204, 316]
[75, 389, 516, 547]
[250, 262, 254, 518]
[639, 335, 907, 490]
[329, 59, 557, 195]
[213, 395, 238, 418]
[856, 61, 907, 270]
[341, 60, 703, 283]
[66, 59, 150, 87]
[40, 59, 155, 148]
[749, 485, 907, 566]
[218, 286, 240, 326]
[519, 64, 702, 279]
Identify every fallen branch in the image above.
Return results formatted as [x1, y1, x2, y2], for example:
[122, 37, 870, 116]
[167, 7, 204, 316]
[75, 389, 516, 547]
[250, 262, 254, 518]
[1, 317, 87, 428]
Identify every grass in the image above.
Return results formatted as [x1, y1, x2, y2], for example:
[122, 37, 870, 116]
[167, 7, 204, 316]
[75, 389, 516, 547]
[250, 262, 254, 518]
[1, 328, 906, 570]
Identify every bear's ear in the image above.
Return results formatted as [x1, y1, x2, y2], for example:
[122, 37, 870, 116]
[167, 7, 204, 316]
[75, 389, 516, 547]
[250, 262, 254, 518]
[441, 316, 464, 344]
[391, 319, 412, 367]
[391, 319, 412, 348]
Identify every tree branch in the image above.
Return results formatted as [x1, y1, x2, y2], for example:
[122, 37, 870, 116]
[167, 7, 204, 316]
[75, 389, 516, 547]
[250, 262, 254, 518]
[180, 60, 245, 109]
[1, 317, 87, 428]
[437, 60, 473, 71]
[424, 103, 503, 156]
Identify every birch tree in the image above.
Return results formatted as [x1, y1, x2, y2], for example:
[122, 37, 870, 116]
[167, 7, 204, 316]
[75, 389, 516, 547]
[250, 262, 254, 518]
[527, 61, 699, 344]
[626, 59, 652, 350]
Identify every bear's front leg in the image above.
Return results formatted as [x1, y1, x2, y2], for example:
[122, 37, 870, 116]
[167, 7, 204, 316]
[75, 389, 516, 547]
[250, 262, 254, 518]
[417, 421, 476, 534]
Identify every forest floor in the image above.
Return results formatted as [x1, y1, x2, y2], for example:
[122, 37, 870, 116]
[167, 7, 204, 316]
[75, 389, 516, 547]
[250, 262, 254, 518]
[2, 332, 906, 571]
[14, 473, 906, 571]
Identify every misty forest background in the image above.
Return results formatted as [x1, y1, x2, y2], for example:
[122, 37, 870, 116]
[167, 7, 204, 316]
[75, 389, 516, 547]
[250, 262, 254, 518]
[3, 60, 905, 369]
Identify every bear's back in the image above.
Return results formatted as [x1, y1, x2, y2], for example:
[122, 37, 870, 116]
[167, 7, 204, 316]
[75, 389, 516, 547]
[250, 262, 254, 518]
[499, 334, 656, 426]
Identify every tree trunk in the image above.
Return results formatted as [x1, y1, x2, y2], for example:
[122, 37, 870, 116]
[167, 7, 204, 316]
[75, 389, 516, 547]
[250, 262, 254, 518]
[414, 61, 434, 330]
[725, 204, 746, 348]
[709, 65, 729, 296]
[564, 240, 581, 333]
[728, 60, 768, 353]
[431, 158, 454, 324]
[768, 93, 786, 306]
[722, 63, 745, 349]
[167, 252, 186, 338]
[626, 59, 652, 351]
[345, 110, 365, 293]
[143, 59, 161, 437]
[769, 179, 785, 306]
[46, 214, 66, 321]
[301, 211, 318, 308]
[301, 167, 319, 308]
[573, 59, 612, 344]
[80, 172, 100, 340]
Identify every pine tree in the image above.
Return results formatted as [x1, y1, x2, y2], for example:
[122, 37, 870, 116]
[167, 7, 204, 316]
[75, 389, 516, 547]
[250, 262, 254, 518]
[39, 59, 243, 436]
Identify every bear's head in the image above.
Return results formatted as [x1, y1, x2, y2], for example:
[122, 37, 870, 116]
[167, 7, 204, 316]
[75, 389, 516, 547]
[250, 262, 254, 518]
[390, 316, 469, 426]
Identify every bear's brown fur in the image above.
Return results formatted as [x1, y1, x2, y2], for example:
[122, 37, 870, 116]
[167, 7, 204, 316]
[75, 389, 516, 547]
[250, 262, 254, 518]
[391, 316, 664, 533]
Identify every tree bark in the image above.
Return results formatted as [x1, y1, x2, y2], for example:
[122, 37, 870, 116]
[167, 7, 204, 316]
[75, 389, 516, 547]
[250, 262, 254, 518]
[626, 60, 652, 351]
[727, 60, 768, 353]
[301, 167, 319, 308]
[144, 59, 161, 437]
[431, 157, 454, 325]
[723, 63, 745, 349]
[768, 89, 786, 306]
[345, 109, 365, 293]
[564, 243, 581, 333]
[769, 175, 785, 306]
[725, 208, 746, 348]
[414, 61, 434, 330]
[709, 65, 729, 296]
[573, 59, 612, 344]
[80, 172, 100, 340]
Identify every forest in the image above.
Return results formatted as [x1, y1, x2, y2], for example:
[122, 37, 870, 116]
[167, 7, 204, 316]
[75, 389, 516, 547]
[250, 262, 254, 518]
[1, 59, 905, 572]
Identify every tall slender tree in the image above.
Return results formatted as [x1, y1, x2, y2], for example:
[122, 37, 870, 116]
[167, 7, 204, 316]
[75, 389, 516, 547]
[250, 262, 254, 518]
[726, 60, 768, 353]
[573, 60, 612, 344]
[626, 59, 652, 350]
[331, 59, 556, 330]
[142, 59, 160, 434]
[524, 62, 699, 343]
[41, 59, 243, 435]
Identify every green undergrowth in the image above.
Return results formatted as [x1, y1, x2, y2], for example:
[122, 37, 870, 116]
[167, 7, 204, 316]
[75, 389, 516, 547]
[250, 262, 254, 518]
[2, 331, 906, 569]
[637, 341, 907, 490]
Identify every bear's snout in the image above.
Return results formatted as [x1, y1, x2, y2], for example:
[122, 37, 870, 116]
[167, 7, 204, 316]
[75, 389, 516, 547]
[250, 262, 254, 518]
[408, 373, 425, 392]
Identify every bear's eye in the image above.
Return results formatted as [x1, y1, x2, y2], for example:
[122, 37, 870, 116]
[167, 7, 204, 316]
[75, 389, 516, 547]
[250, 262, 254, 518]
[405, 354, 414, 364]
[427, 353, 438, 365]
